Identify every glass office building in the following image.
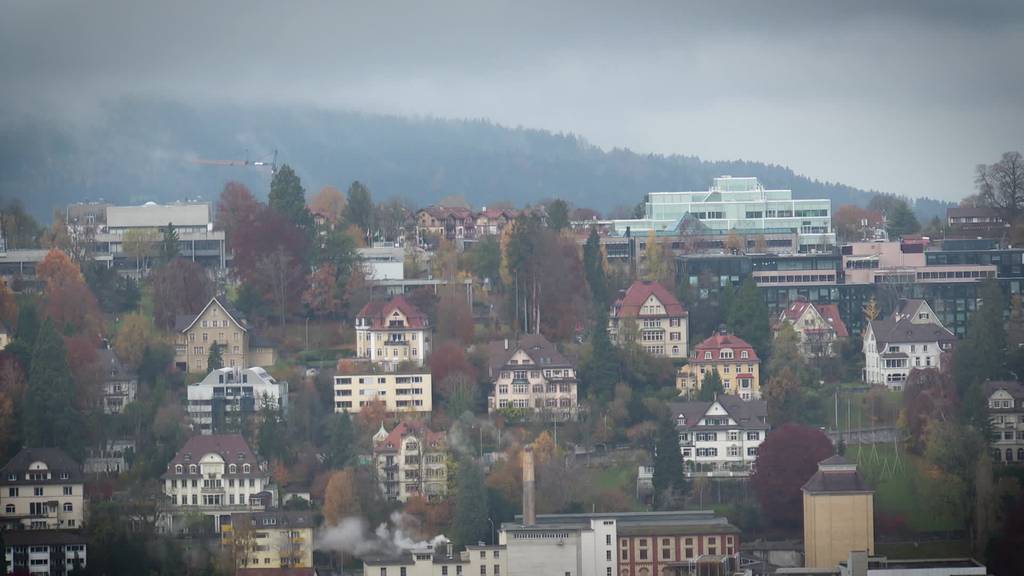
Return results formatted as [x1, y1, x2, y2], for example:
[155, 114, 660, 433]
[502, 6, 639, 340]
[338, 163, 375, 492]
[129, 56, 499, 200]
[611, 176, 835, 253]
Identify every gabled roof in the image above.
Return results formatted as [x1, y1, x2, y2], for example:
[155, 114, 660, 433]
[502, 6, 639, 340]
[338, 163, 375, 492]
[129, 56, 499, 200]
[816, 304, 849, 338]
[0, 448, 83, 485]
[691, 333, 759, 362]
[484, 333, 575, 376]
[175, 296, 249, 334]
[163, 434, 261, 479]
[613, 280, 686, 318]
[373, 421, 446, 453]
[356, 295, 429, 329]
[984, 380, 1024, 400]
[96, 348, 134, 382]
[671, 396, 768, 431]
[867, 299, 954, 351]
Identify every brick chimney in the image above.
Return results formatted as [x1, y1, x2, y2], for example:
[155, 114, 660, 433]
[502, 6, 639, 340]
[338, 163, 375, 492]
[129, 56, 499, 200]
[522, 445, 536, 526]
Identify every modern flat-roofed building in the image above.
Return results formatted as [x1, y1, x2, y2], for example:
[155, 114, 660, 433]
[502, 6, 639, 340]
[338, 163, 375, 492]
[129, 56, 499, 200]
[333, 364, 432, 414]
[609, 176, 835, 253]
[2, 529, 88, 575]
[187, 366, 288, 434]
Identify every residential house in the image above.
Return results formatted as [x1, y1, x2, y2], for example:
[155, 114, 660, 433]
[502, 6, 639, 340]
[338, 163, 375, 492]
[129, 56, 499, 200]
[415, 206, 476, 242]
[174, 296, 277, 373]
[862, 299, 955, 390]
[83, 439, 135, 475]
[333, 362, 432, 414]
[946, 206, 1007, 239]
[161, 434, 272, 533]
[672, 396, 768, 477]
[609, 280, 689, 359]
[96, 348, 137, 415]
[985, 380, 1024, 464]
[775, 299, 849, 358]
[802, 455, 874, 569]
[475, 207, 517, 236]
[485, 334, 578, 421]
[224, 510, 314, 570]
[187, 367, 289, 434]
[3, 530, 88, 575]
[363, 543, 508, 576]
[355, 296, 431, 370]
[677, 332, 762, 399]
[372, 422, 448, 503]
[0, 448, 85, 531]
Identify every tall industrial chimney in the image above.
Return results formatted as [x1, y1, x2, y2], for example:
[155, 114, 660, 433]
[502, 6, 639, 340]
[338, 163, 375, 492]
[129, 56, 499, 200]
[522, 445, 536, 526]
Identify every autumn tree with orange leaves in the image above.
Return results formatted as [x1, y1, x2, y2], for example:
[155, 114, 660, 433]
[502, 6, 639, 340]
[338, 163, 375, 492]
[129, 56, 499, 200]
[37, 249, 102, 340]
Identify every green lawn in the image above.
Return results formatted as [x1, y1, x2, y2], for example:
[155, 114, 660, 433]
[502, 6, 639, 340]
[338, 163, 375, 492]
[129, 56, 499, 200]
[826, 386, 902, 430]
[851, 442, 962, 532]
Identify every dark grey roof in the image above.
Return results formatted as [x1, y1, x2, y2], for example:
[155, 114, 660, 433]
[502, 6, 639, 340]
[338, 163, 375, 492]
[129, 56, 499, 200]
[233, 510, 314, 529]
[671, 396, 768, 431]
[802, 458, 872, 495]
[818, 455, 849, 466]
[947, 207, 1001, 219]
[984, 380, 1024, 400]
[0, 447, 83, 485]
[176, 296, 251, 334]
[96, 348, 133, 382]
[504, 511, 739, 535]
[484, 334, 575, 377]
[363, 552, 415, 566]
[868, 299, 954, 351]
[2, 530, 88, 546]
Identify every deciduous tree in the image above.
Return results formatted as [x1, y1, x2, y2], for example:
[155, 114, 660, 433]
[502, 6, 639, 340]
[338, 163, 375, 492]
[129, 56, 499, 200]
[303, 265, 341, 318]
[323, 469, 362, 525]
[216, 182, 262, 249]
[152, 257, 213, 330]
[902, 368, 957, 453]
[309, 186, 346, 226]
[977, 151, 1024, 225]
[750, 424, 833, 527]
[114, 313, 159, 371]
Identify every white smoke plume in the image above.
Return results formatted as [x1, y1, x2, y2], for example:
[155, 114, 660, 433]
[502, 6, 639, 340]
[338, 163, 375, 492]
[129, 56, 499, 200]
[316, 511, 448, 559]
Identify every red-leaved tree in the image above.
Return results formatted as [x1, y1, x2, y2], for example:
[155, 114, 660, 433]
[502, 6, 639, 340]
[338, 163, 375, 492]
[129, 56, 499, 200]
[152, 257, 214, 330]
[216, 182, 262, 251]
[751, 423, 834, 527]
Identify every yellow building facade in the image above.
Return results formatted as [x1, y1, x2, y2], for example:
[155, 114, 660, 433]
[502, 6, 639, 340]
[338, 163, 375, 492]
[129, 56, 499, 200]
[802, 455, 874, 569]
[224, 511, 314, 570]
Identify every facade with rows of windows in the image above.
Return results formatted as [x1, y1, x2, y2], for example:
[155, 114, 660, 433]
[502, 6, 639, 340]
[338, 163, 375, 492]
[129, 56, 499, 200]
[333, 369, 433, 414]
[985, 381, 1024, 465]
[672, 397, 768, 477]
[0, 448, 84, 531]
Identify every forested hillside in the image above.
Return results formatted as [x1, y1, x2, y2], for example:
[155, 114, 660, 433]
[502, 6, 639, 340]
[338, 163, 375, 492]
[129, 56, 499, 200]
[0, 99, 950, 220]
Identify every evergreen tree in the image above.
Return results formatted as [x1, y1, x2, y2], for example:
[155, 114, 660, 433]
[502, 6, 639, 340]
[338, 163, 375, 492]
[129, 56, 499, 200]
[22, 320, 83, 457]
[885, 200, 920, 239]
[269, 164, 313, 231]
[954, 280, 1008, 426]
[158, 222, 180, 265]
[581, 305, 620, 401]
[546, 199, 570, 232]
[652, 416, 685, 508]
[207, 341, 223, 371]
[698, 369, 723, 401]
[325, 412, 354, 468]
[582, 227, 608, 307]
[343, 181, 375, 237]
[451, 456, 490, 547]
[726, 277, 771, 359]
[7, 302, 40, 372]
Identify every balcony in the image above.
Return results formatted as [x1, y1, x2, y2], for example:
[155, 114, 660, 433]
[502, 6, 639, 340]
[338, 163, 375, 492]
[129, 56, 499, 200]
[201, 486, 225, 494]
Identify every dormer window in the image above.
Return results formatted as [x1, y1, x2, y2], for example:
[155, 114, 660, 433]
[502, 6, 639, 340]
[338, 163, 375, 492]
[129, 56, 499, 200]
[704, 352, 712, 360]
[243, 464, 251, 474]
[7, 473, 15, 481]
[60, 472, 69, 480]
[740, 351, 749, 359]
[189, 464, 198, 474]
[176, 465, 183, 474]
[229, 464, 237, 474]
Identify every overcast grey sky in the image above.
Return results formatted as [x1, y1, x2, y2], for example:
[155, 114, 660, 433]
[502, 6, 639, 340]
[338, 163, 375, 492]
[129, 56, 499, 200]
[2, 0, 1022, 202]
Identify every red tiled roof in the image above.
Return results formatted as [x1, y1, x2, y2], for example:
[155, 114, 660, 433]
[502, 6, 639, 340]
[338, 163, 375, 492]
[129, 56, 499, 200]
[690, 333, 759, 362]
[373, 421, 446, 453]
[356, 295, 428, 329]
[163, 434, 260, 479]
[613, 280, 686, 318]
[779, 299, 811, 321]
[816, 304, 849, 338]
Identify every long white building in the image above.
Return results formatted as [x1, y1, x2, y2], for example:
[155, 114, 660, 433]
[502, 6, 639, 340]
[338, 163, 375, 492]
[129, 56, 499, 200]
[187, 367, 288, 434]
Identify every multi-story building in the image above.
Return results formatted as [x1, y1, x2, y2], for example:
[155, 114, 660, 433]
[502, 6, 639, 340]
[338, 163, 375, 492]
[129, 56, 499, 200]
[161, 434, 272, 533]
[224, 510, 314, 570]
[672, 396, 768, 477]
[68, 201, 228, 276]
[485, 334, 578, 421]
[83, 439, 135, 475]
[499, 511, 740, 576]
[174, 296, 277, 373]
[364, 543, 509, 576]
[333, 364, 432, 414]
[985, 380, 1024, 464]
[609, 176, 835, 254]
[96, 348, 137, 415]
[802, 455, 874, 569]
[609, 280, 689, 359]
[355, 296, 431, 370]
[947, 206, 1007, 239]
[0, 448, 84, 531]
[774, 299, 849, 358]
[416, 205, 477, 242]
[475, 207, 518, 236]
[372, 422, 448, 503]
[187, 367, 289, 434]
[359, 245, 406, 281]
[3, 530, 88, 575]
[677, 332, 761, 400]
[863, 299, 955, 390]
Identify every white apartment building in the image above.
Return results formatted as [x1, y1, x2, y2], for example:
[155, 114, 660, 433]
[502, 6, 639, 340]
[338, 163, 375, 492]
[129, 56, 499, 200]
[364, 543, 509, 576]
[187, 366, 288, 434]
[673, 397, 768, 477]
[0, 448, 85, 531]
[485, 335, 578, 421]
[609, 280, 689, 359]
[862, 299, 955, 390]
[355, 296, 432, 370]
[372, 422, 448, 503]
[3, 530, 88, 575]
[161, 434, 272, 534]
[333, 368, 432, 414]
[359, 245, 406, 280]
